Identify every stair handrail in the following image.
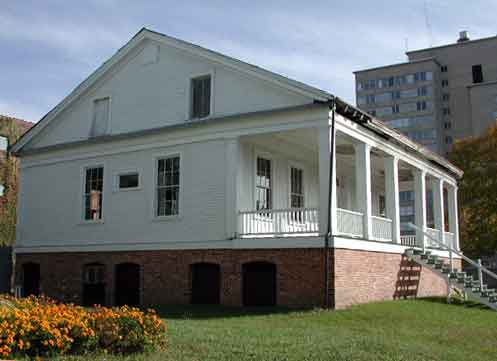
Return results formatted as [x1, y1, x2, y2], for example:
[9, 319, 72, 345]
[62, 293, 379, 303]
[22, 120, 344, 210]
[407, 223, 497, 286]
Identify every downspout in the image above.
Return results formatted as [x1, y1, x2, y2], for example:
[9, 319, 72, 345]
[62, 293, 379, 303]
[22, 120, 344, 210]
[324, 97, 336, 309]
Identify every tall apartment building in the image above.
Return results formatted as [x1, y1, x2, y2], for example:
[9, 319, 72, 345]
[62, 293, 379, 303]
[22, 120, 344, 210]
[354, 31, 497, 157]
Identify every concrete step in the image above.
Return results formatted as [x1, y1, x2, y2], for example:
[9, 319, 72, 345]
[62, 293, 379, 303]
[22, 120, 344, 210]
[481, 289, 496, 298]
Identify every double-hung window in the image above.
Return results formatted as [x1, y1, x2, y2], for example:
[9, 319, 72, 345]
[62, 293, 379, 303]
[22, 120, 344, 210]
[84, 166, 104, 221]
[290, 167, 304, 222]
[290, 167, 304, 209]
[156, 156, 180, 217]
[191, 75, 211, 119]
[256, 157, 272, 214]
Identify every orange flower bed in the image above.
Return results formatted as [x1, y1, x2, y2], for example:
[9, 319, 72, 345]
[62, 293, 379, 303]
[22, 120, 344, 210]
[0, 295, 167, 358]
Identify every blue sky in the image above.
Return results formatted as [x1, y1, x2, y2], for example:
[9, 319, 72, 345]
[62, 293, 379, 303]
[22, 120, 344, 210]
[1, 0, 496, 122]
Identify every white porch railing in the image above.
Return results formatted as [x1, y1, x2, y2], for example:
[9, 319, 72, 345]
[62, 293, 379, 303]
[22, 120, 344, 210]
[371, 216, 393, 241]
[400, 235, 417, 247]
[400, 230, 455, 249]
[238, 208, 319, 237]
[425, 227, 441, 248]
[444, 231, 455, 248]
[337, 208, 363, 237]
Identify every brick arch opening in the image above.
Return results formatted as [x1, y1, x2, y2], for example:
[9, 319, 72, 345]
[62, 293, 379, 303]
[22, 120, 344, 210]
[242, 261, 277, 307]
[22, 262, 40, 297]
[191, 262, 221, 305]
[115, 262, 141, 306]
[82, 263, 106, 306]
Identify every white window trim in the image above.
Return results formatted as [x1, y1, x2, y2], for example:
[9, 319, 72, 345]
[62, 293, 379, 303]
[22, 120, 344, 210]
[185, 70, 215, 121]
[113, 169, 142, 192]
[253, 149, 274, 214]
[79, 162, 106, 225]
[90, 96, 112, 137]
[151, 152, 183, 222]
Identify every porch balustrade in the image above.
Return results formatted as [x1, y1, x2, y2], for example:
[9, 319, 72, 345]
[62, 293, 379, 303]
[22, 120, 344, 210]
[336, 208, 364, 238]
[238, 208, 319, 237]
[426, 227, 443, 248]
[444, 231, 455, 249]
[240, 207, 397, 241]
[371, 216, 393, 241]
[238, 207, 450, 251]
[400, 234, 417, 247]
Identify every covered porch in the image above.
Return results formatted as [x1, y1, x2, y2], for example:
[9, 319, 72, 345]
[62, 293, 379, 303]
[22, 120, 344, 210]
[233, 119, 459, 251]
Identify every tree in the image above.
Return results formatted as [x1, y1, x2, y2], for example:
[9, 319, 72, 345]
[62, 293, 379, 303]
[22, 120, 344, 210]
[449, 121, 497, 257]
[0, 118, 27, 246]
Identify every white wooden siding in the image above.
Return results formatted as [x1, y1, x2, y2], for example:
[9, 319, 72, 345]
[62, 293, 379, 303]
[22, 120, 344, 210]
[17, 139, 228, 247]
[29, 40, 312, 150]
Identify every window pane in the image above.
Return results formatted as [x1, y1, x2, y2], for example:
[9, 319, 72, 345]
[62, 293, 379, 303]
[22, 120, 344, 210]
[191, 76, 211, 118]
[119, 173, 139, 189]
[84, 166, 104, 220]
[156, 156, 180, 216]
[290, 167, 304, 210]
[256, 157, 271, 211]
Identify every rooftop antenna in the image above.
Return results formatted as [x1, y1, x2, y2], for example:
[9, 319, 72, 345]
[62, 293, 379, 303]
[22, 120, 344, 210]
[404, 38, 409, 58]
[424, 0, 434, 47]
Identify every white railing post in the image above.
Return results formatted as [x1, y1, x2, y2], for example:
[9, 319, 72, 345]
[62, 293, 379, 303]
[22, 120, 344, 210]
[478, 259, 483, 290]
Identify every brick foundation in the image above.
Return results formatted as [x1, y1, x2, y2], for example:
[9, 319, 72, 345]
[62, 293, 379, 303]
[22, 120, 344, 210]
[332, 248, 462, 309]
[15, 247, 460, 308]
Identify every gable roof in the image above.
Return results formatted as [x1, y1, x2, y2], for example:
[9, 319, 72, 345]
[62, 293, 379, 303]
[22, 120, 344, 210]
[10, 28, 331, 154]
[10, 28, 462, 179]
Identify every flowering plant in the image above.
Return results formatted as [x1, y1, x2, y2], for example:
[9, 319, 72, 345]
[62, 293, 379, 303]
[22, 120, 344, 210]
[0, 295, 167, 358]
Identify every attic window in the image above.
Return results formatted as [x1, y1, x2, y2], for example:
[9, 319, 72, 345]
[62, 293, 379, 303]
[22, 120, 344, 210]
[0, 136, 7, 151]
[90, 98, 110, 137]
[190, 75, 211, 119]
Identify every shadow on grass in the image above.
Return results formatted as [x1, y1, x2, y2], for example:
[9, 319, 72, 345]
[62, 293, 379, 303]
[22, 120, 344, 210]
[418, 296, 490, 310]
[153, 304, 316, 320]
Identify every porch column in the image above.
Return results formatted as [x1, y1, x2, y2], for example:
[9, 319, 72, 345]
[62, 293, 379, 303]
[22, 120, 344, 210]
[430, 177, 445, 246]
[447, 185, 460, 250]
[355, 142, 372, 240]
[225, 137, 240, 238]
[414, 169, 427, 248]
[384, 156, 401, 243]
[318, 125, 337, 235]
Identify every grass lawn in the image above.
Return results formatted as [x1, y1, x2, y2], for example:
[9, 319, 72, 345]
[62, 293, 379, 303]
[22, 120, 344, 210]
[60, 298, 497, 361]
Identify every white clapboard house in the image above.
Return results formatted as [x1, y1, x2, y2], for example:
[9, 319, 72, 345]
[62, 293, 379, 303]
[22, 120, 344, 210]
[11, 28, 464, 309]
